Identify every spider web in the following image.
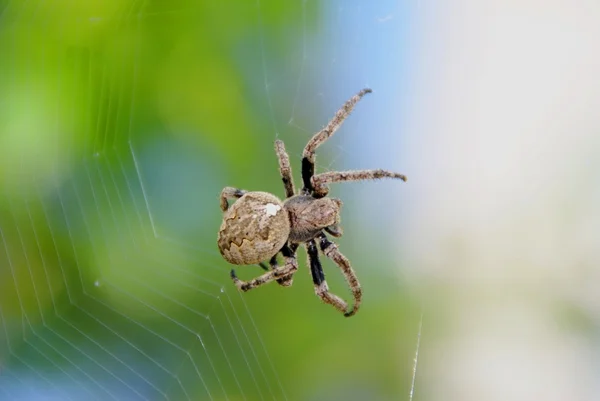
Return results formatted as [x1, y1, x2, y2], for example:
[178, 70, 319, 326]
[0, 1, 419, 400]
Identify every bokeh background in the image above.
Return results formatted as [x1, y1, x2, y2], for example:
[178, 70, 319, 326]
[0, 1, 418, 400]
[1, 1, 599, 401]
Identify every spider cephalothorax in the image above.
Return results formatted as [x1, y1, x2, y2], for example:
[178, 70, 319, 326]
[217, 88, 407, 317]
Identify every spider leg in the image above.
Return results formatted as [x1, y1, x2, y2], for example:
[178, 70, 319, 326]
[231, 244, 298, 292]
[274, 140, 295, 198]
[273, 243, 298, 287]
[269, 254, 288, 286]
[317, 234, 362, 317]
[301, 88, 372, 194]
[311, 169, 407, 197]
[306, 239, 351, 315]
[219, 187, 247, 211]
[256, 243, 299, 285]
[325, 223, 343, 238]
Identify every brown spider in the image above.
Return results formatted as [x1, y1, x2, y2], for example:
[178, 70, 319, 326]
[217, 88, 407, 317]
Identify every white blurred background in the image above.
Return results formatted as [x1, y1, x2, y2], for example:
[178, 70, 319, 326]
[400, 2, 600, 400]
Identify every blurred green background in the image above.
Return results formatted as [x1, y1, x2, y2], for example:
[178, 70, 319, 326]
[0, 1, 419, 400]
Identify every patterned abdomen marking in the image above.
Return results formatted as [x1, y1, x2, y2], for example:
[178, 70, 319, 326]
[217, 192, 290, 265]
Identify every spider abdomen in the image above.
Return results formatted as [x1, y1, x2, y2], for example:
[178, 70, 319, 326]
[217, 191, 290, 265]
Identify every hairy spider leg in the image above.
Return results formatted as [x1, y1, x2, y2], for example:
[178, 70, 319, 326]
[219, 187, 247, 211]
[311, 169, 407, 197]
[317, 234, 362, 317]
[306, 239, 353, 315]
[272, 243, 298, 287]
[306, 240, 326, 286]
[274, 140, 295, 198]
[256, 244, 299, 286]
[301, 88, 372, 195]
[231, 244, 298, 291]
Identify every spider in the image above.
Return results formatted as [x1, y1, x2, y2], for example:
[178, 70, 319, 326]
[217, 88, 406, 317]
